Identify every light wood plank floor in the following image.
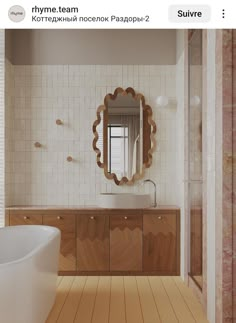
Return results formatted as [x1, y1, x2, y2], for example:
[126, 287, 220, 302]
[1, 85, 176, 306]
[46, 276, 209, 323]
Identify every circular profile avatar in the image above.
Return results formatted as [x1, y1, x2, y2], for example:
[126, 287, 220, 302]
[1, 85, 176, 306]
[8, 5, 25, 22]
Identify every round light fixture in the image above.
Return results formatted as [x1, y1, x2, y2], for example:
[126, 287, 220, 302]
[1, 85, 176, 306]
[190, 95, 201, 107]
[156, 95, 169, 107]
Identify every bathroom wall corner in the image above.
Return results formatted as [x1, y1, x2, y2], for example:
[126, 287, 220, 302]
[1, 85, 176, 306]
[0, 29, 5, 227]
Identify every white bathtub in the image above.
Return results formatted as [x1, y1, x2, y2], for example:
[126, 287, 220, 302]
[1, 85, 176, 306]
[0, 225, 61, 323]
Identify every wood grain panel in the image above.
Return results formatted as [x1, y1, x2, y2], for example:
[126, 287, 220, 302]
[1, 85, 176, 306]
[124, 276, 143, 323]
[92, 276, 111, 323]
[46, 276, 74, 323]
[43, 213, 76, 239]
[173, 277, 208, 323]
[77, 214, 109, 271]
[7, 207, 181, 275]
[57, 276, 87, 323]
[143, 212, 179, 274]
[43, 213, 76, 271]
[109, 276, 126, 323]
[143, 109, 151, 164]
[57, 276, 63, 287]
[110, 213, 142, 230]
[110, 214, 142, 271]
[161, 277, 196, 323]
[47, 275, 209, 323]
[59, 238, 76, 271]
[148, 276, 178, 322]
[74, 276, 99, 323]
[10, 212, 43, 225]
[136, 276, 161, 322]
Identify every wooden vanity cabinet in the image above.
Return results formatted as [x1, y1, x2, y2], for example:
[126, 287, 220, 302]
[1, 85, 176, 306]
[110, 210, 143, 271]
[77, 212, 109, 271]
[7, 207, 180, 275]
[43, 211, 76, 272]
[9, 210, 43, 225]
[9, 209, 76, 272]
[143, 210, 180, 275]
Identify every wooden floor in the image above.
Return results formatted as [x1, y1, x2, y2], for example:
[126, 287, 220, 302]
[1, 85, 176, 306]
[192, 275, 203, 289]
[46, 276, 209, 323]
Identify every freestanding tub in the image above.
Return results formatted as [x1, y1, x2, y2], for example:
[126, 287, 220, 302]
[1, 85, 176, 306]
[0, 225, 61, 323]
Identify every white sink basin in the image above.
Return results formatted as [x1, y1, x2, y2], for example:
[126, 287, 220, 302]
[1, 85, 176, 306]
[98, 193, 151, 209]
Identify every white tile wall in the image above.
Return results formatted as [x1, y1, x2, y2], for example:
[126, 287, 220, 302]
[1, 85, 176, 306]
[6, 64, 179, 207]
[5, 59, 13, 209]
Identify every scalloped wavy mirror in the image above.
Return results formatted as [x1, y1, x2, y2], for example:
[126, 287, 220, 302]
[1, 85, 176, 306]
[92, 87, 156, 185]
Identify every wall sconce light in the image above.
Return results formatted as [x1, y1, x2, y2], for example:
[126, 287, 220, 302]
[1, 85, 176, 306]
[156, 95, 169, 107]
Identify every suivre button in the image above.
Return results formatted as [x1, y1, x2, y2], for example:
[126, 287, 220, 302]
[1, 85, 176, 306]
[169, 5, 211, 23]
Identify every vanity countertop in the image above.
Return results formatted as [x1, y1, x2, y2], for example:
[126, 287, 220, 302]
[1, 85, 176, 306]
[6, 205, 180, 211]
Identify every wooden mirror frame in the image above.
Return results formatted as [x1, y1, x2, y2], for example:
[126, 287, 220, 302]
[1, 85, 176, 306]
[92, 87, 157, 185]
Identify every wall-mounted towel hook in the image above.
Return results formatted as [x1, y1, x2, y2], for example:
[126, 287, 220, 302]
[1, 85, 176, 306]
[56, 119, 63, 125]
[67, 156, 73, 162]
[34, 142, 42, 148]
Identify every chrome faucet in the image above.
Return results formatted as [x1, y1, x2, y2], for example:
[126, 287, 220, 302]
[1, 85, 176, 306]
[143, 179, 157, 207]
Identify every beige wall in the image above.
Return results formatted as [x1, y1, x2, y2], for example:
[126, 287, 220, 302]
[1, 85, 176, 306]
[5, 30, 13, 62]
[7, 29, 176, 65]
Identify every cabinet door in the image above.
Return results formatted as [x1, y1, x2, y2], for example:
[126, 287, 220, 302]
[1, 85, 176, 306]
[10, 210, 43, 225]
[143, 212, 180, 274]
[43, 212, 76, 272]
[77, 214, 109, 271]
[110, 213, 142, 271]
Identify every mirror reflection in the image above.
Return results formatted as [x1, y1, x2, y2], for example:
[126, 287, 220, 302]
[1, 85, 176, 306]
[93, 87, 156, 185]
[106, 94, 141, 178]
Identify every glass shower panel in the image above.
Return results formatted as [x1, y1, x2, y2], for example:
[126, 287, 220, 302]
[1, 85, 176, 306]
[189, 30, 203, 289]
